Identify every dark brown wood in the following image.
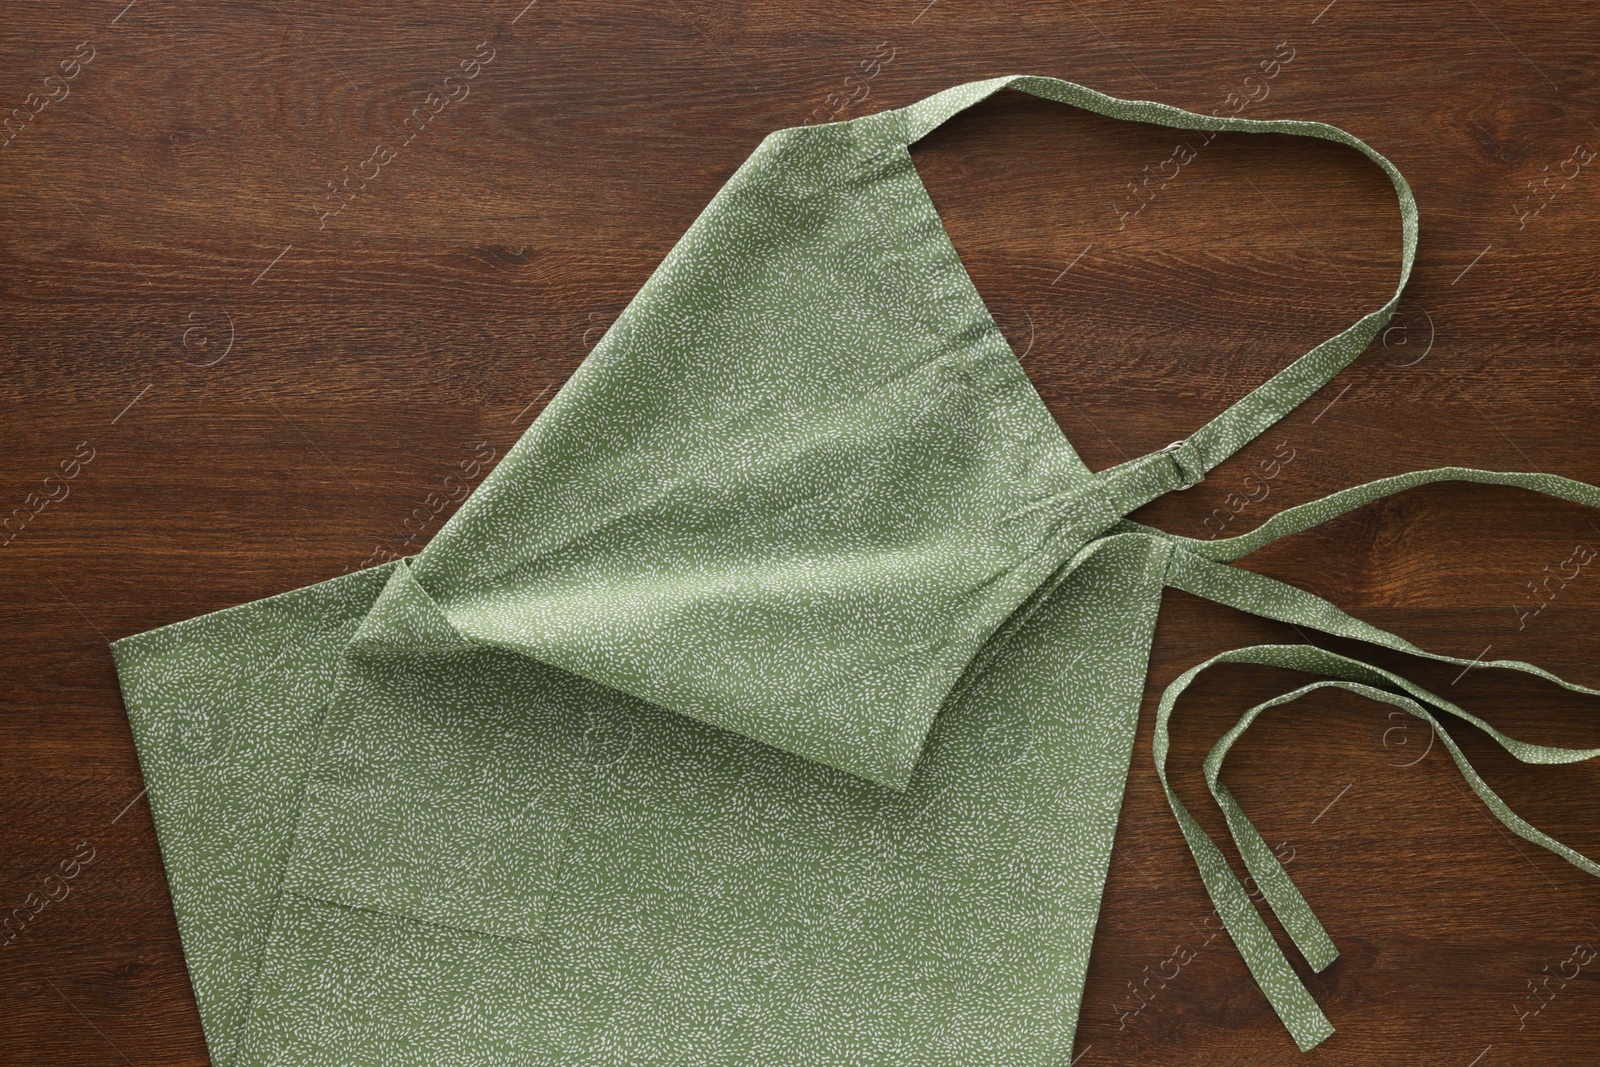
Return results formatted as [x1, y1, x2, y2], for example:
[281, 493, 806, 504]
[3, 3, 1598, 1063]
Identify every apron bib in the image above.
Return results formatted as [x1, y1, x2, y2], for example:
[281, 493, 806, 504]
[111, 75, 1600, 1064]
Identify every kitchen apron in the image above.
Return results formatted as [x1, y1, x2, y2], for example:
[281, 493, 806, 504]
[109, 75, 1600, 1064]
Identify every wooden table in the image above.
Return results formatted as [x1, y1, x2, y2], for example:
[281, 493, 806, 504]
[3, 2, 1597, 1063]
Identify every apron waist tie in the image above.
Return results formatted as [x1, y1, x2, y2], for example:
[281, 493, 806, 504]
[1138, 467, 1600, 1051]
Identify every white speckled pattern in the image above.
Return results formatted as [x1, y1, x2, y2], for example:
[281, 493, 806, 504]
[110, 75, 1600, 1063]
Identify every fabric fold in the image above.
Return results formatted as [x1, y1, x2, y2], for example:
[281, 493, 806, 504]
[106, 70, 1584, 1065]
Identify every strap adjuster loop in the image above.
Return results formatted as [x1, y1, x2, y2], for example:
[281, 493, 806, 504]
[1159, 439, 1205, 490]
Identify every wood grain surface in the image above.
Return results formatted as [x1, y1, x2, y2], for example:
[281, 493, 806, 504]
[3, 2, 1598, 1064]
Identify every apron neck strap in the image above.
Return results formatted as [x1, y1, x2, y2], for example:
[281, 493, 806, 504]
[881, 74, 1418, 513]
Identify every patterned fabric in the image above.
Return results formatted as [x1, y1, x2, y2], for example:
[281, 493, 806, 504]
[110, 75, 1599, 1064]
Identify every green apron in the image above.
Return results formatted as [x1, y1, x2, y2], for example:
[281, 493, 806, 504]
[110, 75, 1600, 1064]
